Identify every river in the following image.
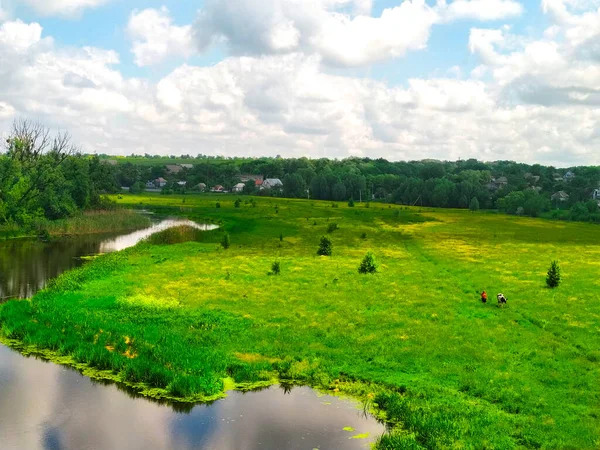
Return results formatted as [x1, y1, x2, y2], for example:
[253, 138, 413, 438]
[0, 218, 385, 450]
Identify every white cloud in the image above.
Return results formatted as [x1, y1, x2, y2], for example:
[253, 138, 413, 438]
[18, 0, 111, 17]
[440, 0, 524, 21]
[1, 14, 599, 166]
[127, 7, 194, 67]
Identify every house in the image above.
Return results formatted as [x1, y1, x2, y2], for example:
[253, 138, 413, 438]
[261, 178, 283, 190]
[553, 173, 563, 182]
[155, 177, 167, 188]
[487, 176, 508, 191]
[240, 174, 264, 183]
[211, 185, 225, 192]
[145, 181, 156, 189]
[180, 164, 193, 170]
[593, 188, 600, 200]
[255, 179, 263, 188]
[232, 182, 246, 193]
[551, 191, 569, 202]
[177, 181, 187, 187]
[563, 171, 575, 182]
[194, 183, 207, 192]
[166, 165, 183, 174]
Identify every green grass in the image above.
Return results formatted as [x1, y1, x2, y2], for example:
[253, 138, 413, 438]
[1, 193, 599, 449]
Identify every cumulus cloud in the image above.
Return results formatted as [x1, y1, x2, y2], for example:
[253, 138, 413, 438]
[0, 7, 599, 166]
[439, 0, 524, 21]
[18, 0, 111, 17]
[127, 7, 194, 67]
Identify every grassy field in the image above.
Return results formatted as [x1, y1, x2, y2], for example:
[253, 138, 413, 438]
[1, 194, 599, 449]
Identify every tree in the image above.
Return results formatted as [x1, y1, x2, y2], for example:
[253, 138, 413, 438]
[317, 236, 332, 256]
[283, 173, 307, 198]
[234, 199, 241, 208]
[221, 233, 231, 250]
[348, 198, 355, 207]
[358, 252, 377, 274]
[332, 182, 347, 201]
[546, 261, 561, 288]
[469, 197, 480, 211]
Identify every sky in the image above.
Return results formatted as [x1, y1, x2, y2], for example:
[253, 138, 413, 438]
[0, 0, 599, 166]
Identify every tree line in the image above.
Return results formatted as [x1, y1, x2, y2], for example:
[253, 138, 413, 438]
[106, 154, 600, 222]
[1, 120, 119, 227]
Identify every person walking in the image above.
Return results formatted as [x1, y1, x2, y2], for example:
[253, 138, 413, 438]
[481, 290, 488, 303]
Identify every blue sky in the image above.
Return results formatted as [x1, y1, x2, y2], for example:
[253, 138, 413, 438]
[0, 0, 599, 165]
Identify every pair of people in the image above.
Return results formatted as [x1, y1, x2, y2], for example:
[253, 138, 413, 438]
[481, 291, 507, 306]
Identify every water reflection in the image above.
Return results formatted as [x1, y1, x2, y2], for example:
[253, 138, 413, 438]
[0, 219, 218, 302]
[0, 346, 385, 450]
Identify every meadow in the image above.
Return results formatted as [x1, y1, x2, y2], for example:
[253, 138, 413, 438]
[1, 194, 598, 449]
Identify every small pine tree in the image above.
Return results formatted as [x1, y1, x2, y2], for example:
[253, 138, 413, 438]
[234, 199, 241, 208]
[469, 197, 480, 211]
[348, 198, 355, 207]
[327, 223, 338, 233]
[358, 252, 377, 274]
[360, 232, 367, 240]
[546, 260, 561, 288]
[279, 233, 283, 242]
[221, 233, 231, 250]
[216, 202, 221, 209]
[270, 261, 281, 276]
[317, 236, 332, 256]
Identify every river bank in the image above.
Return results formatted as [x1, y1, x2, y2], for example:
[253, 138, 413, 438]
[0, 209, 152, 241]
[1, 194, 599, 449]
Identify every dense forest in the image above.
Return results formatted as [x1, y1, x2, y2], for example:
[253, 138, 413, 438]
[104, 153, 600, 223]
[0, 120, 119, 228]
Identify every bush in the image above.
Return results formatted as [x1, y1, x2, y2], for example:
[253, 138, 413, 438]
[358, 252, 377, 274]
[546, 260, 561, 288]
[216, 202, 221, 209]
[317, 236, 332, 256]
[327, 223, 338, 233]
[234, 199, 241, 208]
[279, 233, 283, 242]
[221, 233, 231, 249]
[348, 198, 355, 207]
[269, 261, 281, 276]
[361, 232, 367, 240]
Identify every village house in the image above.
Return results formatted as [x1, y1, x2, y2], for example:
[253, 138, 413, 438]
[211, 185, 225, 192]
[240, 174, 264, 183]
[261, 178, 283, 190]
[551, 191, 569, 202]
[145, 181, 156, 189]
[177, 181, 187, 187]
[487, 176, 508, 191]
[166, 165, 183, 175]
[232, 182, 246, 193]
[563, 171, 575, 182]
[180, 164, 193, 170]
[593, 188, 600, 200]
[194, 183, 207, 192]
[154, 177, 167, 188]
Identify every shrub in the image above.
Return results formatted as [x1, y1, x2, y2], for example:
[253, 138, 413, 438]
[221, 233, 231, 249]
[469, 197, 480, 211]
[216, 202, 221, 209]
[279, 233, 283, 242]
[546, 261, 561, 288]
[269, 261, 281, 276]
[358, 252, 378, 274]
[234, 199, 241, 208]
[327, 223, 338, 233]
[361, 232, 367, 240]
[365, 202, 370, 208]
[317, 236, 332, 256]
[348, 198, 355, 207]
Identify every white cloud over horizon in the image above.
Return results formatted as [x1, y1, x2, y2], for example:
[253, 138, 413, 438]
[0, 0, 599, 166]
[17, 0, 111, 17]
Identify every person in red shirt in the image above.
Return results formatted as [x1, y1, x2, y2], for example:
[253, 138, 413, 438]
[481, 291, 488, 303]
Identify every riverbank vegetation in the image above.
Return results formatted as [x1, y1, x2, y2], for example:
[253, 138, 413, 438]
[0, 120, 120, 237]
[1, 194, 599, 449]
